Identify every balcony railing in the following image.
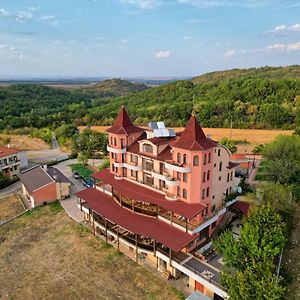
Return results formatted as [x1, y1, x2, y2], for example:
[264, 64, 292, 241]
[165, 160, 191, 173]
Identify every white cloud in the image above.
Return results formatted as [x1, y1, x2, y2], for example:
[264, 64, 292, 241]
[178, 0, 278, 8]
[183, 36, 192, 40]
[121, 38, 129, 43]
[0, 7, 34, 23]
[224, 49, 236, 58]
[38, 15, 59, 26]
[267, 41, 300, 51]
[186, 18, 205, 24]
[119, 0, 161, 9]
[0, 8, 9, 17]
[267, 23, 300, 34]
[155, 50, 171, 58]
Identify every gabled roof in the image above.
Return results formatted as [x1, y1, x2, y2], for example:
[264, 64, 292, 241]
[20, 166, 54, 194]
[0, 146, 20, 158]
[172, 113, 217, 151]
[47, 167, 71, 183]
[20, 166, 71, 194]
[107, 106, 144, 135]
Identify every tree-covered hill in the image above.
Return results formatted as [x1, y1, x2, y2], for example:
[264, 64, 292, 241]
[81, 78, 149, 97]
[0, 66, 300, 130]
[192, 65, 300, 84]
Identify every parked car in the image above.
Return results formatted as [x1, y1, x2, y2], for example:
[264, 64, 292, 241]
[73, 172, 81, 179]
[235, 170, 246, 178]
[82, 178, 93, 188]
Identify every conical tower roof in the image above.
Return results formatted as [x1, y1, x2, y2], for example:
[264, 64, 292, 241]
[172, 112, 217, 151]
[107, 106, 144, 135]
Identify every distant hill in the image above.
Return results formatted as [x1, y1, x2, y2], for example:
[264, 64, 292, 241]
[82, 79, 149, 97]
[192, 65, 300, 84]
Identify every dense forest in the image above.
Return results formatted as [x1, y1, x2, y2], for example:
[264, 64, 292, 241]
[0, 66, 300, 130]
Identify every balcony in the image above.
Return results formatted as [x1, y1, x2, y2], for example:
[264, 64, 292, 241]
[114, 161, 142, 171]
[165, 160, 191, 173]
[165, 177, 179, 187]
[107, 145, 126, 154]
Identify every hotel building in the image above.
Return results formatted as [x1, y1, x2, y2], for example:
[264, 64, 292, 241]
[76, 107, 240, 299]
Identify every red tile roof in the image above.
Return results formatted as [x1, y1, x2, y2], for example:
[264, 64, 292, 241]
[127, 142, 172, 162]
[0, 146, 20, 158]
[75, 188, 197, 252]
[107, 106, 144, 135]
[147, 137, 176, 146]
[227, 162, 239, 169]
[172, 113, 217, 151]
[92, 169, 206, 219]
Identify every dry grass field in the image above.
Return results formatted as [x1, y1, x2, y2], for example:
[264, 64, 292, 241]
[0, 194, 25, 221]
[0, 202, 183, 300]
[80, 126, 293, 153]
[0, 134, 50, 151]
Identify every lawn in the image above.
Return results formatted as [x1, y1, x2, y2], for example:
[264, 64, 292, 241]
[254, 160, 268, 181]
[69, 163, 93, 179]
[0, 194, 25, 221]
[0, 202, 183, 300]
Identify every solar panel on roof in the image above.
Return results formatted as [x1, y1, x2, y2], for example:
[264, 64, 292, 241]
[157, 122, 165, 129]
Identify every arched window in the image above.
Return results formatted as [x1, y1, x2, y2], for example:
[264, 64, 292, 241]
[114, 138, 117, 146]
[183, 154, 187, 164]
[203, 154, 207, 165]
[177, 187, 181, 197]
[202, 172, 206, 183]
[207, 170, 210, 181]
[143, 143, 153, 153]
[193, 155, 199, 166]
[208, 152, 211, 163]
[177, 153, 181, 163]
[182, 189, 187, 199]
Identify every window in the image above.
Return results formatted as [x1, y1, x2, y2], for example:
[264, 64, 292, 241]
[208, 152, 211, 163]
[183, 154, 187, 164]
[131, 170, 137, 177]
[227, 173, 230, 182]
[219, 162, 222, 172]
[177, 187, 181, 197]
[202, 189, 205, 199]
[193, 155, 199, 166]
[203, 154, 207, 165]
[110, 137, 113, 145]
[230, 171, 233, 180]
[143, 173, 153, 186]
[177, 153, 181, 163]
[182, 189, 187, 199]
[114, 138, 117, 146]
[207, 170, 210, 181]
[206, 187, 210, 197]
[130, 154, 137, 164]
[218, 176, 221, 181]
[120, 138, 125, 148]
[211, 205, 216, 212]
[143, 159, 153, 171]
[202, 172, 206, 183]
[218, 149, 221, 156]
[143, 143, 153, 153]
[183, 173, 187, 182]
[177, 172, 181, 180]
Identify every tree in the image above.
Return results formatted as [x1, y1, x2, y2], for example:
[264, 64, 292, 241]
[219, 138, 237, 154]
[77, 152, 88, 166]
[214, 205, 287, 299]
[262, 135, 300, 185]
[0, 171, 10, 189]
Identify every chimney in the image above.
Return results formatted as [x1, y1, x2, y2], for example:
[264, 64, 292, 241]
[43, 165, 48, 171]
[7, 144, 11, 148]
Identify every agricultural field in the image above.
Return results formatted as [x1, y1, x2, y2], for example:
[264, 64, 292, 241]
[0, 202, 183, 300]
[80, 126, 293, 153]
[0, 194, 25, 222]
[0, 134, 50, 151]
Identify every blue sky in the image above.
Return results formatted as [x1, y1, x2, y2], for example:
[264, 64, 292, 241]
[0, 0, 299, 78]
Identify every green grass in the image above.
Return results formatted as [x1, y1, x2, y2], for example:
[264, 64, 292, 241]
[69, 163, 92, 179]
[255, 161, 268, 181]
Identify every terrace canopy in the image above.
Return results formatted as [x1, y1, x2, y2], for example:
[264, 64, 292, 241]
[76, 188, 197, 252]
[92, 169, 206, 219]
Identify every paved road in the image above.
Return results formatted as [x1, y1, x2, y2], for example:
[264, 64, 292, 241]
[51, 132, 59, 150]
[0, 181, 21, 197]
[55, 159, 103, 223]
